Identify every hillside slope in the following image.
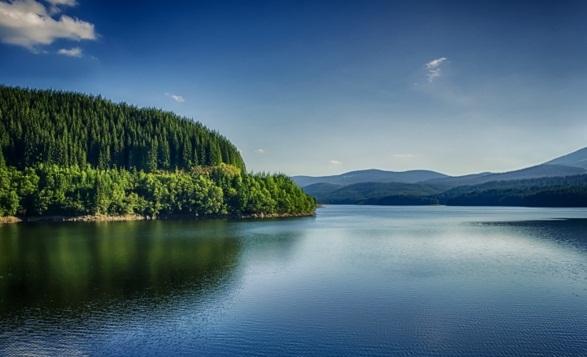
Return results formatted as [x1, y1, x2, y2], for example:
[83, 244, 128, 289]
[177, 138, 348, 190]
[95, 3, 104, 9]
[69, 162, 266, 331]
[438, 174, 587, 207]
[545, 147, 587, 170]
[426, 164, 587, 187]
[305, 174, 587, 207]
[304, 181, 445, 204]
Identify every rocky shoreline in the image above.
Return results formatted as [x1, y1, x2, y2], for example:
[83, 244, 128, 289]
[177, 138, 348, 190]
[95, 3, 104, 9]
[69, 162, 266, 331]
[237, 212, 316, 220]
[0, 212, 315, 225]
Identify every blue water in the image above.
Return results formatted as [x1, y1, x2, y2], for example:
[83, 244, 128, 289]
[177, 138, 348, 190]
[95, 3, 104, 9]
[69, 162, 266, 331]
[1, 205, 587, 356]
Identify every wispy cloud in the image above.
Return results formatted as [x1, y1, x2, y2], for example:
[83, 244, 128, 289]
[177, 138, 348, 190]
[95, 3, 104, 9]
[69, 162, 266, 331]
[46, 0, 77, 6]
[0, 0, 96, 51]
[255, 148, 265, 154]
[425, 57, 447, 82]
[46, 0, 77, 14]
[165, 92, 185, 103]
[392, 153, 415, 159]
[57, 46, 81, 57]
[329, 160, 342, 165]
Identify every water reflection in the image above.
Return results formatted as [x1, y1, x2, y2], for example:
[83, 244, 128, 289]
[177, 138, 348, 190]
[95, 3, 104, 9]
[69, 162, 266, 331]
[0, 220, 242, 315]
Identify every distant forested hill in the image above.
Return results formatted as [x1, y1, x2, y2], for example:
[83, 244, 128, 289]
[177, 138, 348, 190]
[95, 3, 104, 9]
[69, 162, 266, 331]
[0, 86, 315, 220]
[304, 181, 444, 204]
[293, 169, 447, 187]
[0, 86, 245, 171]
[305, 174, 587, 207]
[297, 146, 587, 207]
[295, 146, 587, 190]
[438, 175, 587, 207]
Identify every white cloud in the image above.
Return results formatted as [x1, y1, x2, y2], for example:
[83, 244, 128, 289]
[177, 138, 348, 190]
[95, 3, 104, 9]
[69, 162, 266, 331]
[57, 46, 81, 57]
[425, 57, 447, 82]
[0, 0, 96, 51]
[329, 160, 342, 165]
[255, 148, 265, 154]
[165, 92, 185, 103]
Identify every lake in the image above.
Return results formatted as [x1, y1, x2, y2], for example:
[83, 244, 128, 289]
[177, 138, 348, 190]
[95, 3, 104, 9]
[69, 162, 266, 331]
[1, 205, 587, 356]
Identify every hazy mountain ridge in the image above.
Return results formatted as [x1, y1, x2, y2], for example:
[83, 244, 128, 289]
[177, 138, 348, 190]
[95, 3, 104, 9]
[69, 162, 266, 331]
[304, 181, 444, 204]
[293, 169, 448, 187]
[306, 174, 587, 207]
[425, 164, 587, 187]
[295, 147, 587, 206]
[545, 147, 587, 169]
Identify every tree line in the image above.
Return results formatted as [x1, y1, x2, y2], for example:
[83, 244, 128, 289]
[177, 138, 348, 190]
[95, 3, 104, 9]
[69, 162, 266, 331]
[0, 164, 316, 217]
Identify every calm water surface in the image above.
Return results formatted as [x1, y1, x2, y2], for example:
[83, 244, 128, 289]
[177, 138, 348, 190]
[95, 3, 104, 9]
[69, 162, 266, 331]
[1, 205, 587, 356]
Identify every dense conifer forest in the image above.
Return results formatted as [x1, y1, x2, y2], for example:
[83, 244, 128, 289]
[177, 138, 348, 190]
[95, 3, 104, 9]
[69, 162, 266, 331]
[0, 86, 315, 219]
[0, 86, 244, 170]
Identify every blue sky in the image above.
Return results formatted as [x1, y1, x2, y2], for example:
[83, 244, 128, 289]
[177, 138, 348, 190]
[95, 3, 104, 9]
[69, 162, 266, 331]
[1, 0, 586, 176]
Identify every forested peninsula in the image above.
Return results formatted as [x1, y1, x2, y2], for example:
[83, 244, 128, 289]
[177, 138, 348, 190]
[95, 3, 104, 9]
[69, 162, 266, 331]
[0, 86, 316, 222]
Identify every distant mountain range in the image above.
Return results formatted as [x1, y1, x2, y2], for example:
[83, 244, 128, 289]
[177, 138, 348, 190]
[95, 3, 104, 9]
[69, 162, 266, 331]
[293, 169, 447, 187]
[293, 147, 587, 207]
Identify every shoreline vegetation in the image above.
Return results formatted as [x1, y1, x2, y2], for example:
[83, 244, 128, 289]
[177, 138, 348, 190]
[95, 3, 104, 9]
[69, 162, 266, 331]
[0, 211, 315, 225]
[0, 164, 316, 224]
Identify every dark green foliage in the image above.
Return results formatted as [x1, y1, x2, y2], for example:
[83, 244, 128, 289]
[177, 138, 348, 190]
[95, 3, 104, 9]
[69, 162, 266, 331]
[0, 86, 245, 171]
[0, 164, 316, 218]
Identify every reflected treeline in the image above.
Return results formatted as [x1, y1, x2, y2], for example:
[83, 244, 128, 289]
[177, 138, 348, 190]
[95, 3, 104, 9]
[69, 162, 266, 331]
[0, 220, 242, 315]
